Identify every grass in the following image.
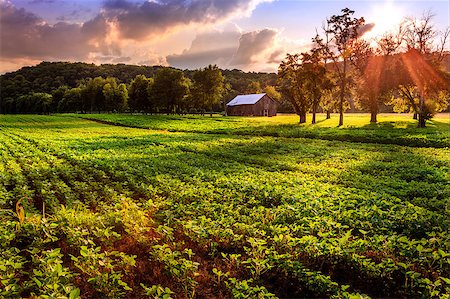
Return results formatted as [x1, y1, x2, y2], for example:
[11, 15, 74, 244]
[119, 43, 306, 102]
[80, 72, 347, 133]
[0, 114, 449, 298]
[75, 113, 450, 148]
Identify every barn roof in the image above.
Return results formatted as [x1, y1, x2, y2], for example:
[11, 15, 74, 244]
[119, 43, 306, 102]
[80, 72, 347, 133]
[226, 93, 267, 106]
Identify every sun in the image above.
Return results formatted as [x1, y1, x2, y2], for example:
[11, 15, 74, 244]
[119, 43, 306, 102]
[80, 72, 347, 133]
[365, 2, 405, 39]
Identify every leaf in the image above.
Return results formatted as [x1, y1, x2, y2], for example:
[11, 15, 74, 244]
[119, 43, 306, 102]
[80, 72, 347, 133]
[69, 288, 80, 299]
[32, 277, 42, 287]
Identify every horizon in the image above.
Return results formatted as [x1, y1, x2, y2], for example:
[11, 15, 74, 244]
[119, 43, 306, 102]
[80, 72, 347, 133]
[1, 0, 449, 74]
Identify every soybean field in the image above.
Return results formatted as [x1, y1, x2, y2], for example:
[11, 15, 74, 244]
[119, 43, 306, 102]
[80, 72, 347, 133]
[1, 114, 449, 298]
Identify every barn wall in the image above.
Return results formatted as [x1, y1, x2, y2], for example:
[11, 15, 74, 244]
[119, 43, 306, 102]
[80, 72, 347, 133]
[226, 95, 277, 116]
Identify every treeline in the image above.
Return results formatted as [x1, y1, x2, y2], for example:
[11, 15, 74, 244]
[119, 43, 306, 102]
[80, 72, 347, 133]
[0, 63, 278, 114]
[278, 8, 450, 127]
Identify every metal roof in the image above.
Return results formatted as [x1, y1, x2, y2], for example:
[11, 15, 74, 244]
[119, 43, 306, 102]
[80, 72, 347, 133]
[226, 93, 267, 106]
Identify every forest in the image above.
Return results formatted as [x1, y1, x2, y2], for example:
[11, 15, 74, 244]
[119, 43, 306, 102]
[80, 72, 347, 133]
[0, 63, 279, 114]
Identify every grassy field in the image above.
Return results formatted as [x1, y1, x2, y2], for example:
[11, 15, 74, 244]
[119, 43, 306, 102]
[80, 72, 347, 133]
[77, 113, 450, 147]
[0, 114, 449, 298]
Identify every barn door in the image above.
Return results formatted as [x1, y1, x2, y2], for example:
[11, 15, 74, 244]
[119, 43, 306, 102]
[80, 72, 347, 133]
[263, 109, 268, 116]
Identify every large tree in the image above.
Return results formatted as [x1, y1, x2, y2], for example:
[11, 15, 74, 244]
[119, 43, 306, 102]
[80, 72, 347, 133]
[191, 65, 225, 111]
[103, 81, 128, 112]
[301, 47, 333, 124]
[350, 39, 387, 123]
[152, 68, 190, 113]
[129, 75, 154, 112]
[319, 8, 365, 126]
[58, 88, 82, 112]
[396, 12, 449, 127]
[278, 54, 310, 123]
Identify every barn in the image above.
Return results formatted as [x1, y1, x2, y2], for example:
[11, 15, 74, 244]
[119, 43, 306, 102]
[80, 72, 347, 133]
[226, 93, 277, 116]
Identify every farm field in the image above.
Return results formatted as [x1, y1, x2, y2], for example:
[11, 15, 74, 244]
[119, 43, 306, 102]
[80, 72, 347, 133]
[1, 114, 449, 298]
[77, 113, 450, 148]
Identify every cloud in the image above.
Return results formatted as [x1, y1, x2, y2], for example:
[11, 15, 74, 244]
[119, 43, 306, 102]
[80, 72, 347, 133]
[0, 0, 271, 72]
[231, 28, 278, 65]
[167, 29, 240, 69]
[167, 27, 290, 71]
[267, 49, 284, 64]
[56, 8, 92, 22]
[102, 0, 272, 40]
[0, 1, 115, 61]
[358, 23, 375, 37]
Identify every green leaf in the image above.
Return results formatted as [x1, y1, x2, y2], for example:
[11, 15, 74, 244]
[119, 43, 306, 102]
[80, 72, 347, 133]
[69, 288, 80, 299]
[32, 277, 42, 287]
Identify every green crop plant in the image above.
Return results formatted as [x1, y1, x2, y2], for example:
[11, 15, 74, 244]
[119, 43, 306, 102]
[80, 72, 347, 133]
[140, 283, 174, 299]
[0, 114, 448, 298]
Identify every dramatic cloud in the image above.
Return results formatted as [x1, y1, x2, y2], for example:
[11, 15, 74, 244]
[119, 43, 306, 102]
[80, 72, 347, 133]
[0, 0, 272, 72]
[357, 23, 375, 37]
[231, 29, 278, 65]
[167, 27, 294, 71]
[167, 30, 240, 69]
[0, 1, 114, 61]
[102, 0, 272, 40]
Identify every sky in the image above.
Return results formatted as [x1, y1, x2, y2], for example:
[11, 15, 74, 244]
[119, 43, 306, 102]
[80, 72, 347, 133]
[0, 0, 449, 74]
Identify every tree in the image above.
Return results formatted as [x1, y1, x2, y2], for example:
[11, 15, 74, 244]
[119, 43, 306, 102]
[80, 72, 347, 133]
[350, 39, 387, 123]
[396, 12, 450, 127]
[263, 85, 281, 102]
[58, 88, 82, 112]
[51, 86, 69, 113]
[278, 54, 310, 123]
[319, 8, 365, 126]
[320, 86, 339, 119]
[246, 81, 262, 94]
[191, 65, 225, 111]
[152, 68, 190, 113]
[103, 80, 128, 112]
[129, 75, 154, 112]
[301, 47, 333, 124]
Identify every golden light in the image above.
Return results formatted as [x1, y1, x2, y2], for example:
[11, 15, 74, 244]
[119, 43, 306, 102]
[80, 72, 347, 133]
[365, 1, 405, 38]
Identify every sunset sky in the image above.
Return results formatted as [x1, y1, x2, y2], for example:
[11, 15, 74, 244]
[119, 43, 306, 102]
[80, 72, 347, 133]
[0, 0, 448, 74]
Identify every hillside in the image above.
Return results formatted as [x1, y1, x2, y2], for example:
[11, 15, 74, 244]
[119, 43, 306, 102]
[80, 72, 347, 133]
[0, 61, 277, 103]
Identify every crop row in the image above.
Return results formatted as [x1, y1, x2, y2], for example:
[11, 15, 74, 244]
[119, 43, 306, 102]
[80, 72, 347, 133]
[1, 115, 449, 298]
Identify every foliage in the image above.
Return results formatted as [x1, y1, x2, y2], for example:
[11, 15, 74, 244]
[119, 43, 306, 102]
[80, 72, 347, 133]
[129, 74, 154, 112]
[190, 65, 225, 111]
[152, 68, 190, 113]
[278, 54, 311, 123]
[0, 62, 277, 114]
[319, 7, 365, 126]
[0, 114, 449, 298]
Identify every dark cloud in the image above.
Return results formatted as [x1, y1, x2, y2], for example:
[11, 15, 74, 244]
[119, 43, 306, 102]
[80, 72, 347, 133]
[168, 47, 237, 69]
[267, 49, 283, 64]
[167, 30, 240, 69]
[102, 0, 268, 40]
[167, 28, 282, 70]
[358, 23, 375, 36]
[231, 29, 278, 65]
[0, 1, 114, 60]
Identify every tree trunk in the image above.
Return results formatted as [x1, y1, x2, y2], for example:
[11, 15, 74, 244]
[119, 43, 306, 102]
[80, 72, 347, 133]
[370, 111, 377, 123]
[418, 113, 426, 128]
[312, 103, 317, 124]
[299, 112, 306, 123]
[413, 113, 418, 120]
[326, 111, 331, 119]
[417, 95, 426, 127]
[338, 60, 346, 127]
